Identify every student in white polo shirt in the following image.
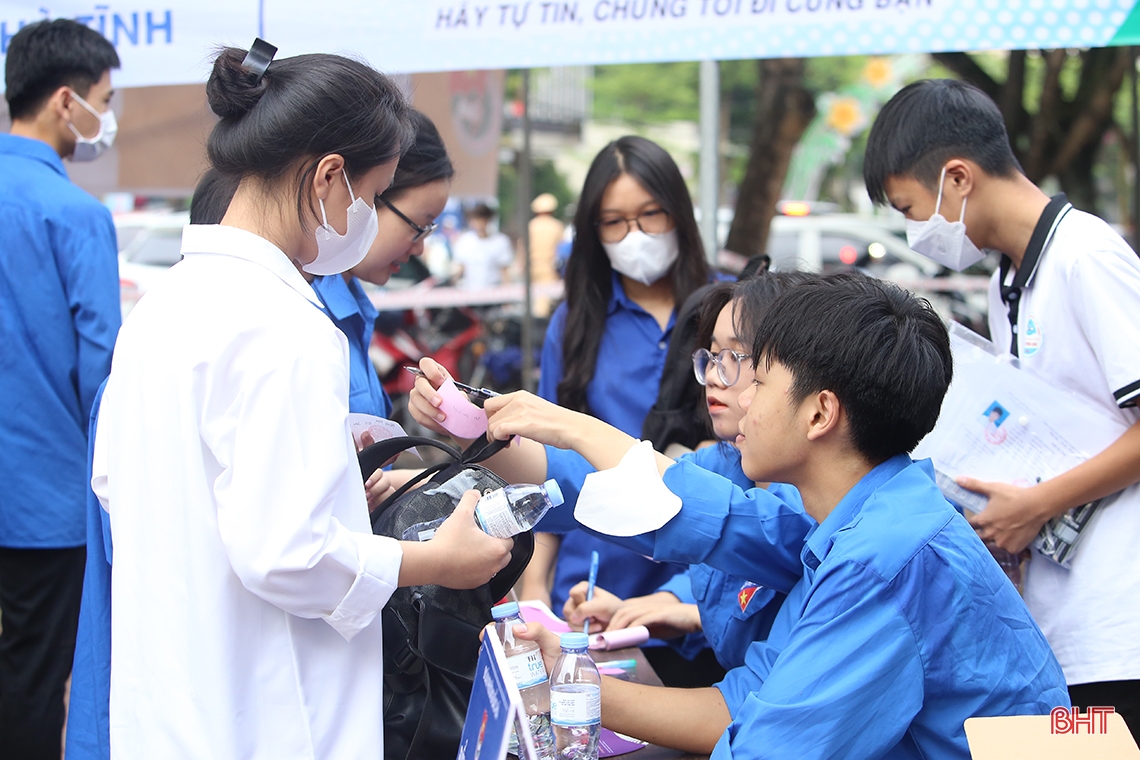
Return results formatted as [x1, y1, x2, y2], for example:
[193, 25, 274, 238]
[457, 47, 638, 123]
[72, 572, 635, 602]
[864, 78, 1140, 743]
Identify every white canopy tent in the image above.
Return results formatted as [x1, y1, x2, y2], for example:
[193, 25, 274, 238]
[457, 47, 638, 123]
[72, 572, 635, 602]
[4, 0, 1139, 387]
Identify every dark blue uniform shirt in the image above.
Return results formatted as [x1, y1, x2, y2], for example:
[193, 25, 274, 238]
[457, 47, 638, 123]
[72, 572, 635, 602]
[0, 134, 120, 548]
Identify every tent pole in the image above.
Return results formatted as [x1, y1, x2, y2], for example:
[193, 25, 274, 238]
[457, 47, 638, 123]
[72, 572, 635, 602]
[518, 68, 536, 392]
[699, 59, 720, 266]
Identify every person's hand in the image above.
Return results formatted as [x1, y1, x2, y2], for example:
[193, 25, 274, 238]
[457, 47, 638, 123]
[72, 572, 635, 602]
[512, 622, 564, 672]
[563, 581, 623, 631]
[484, 391, 588, 450]
[427, 490, 514, 588]
[406, 357, 476, 445]
[364, 468, 397, 512]
[959, 477, 1053, 554]
[609, 593, 701, 641]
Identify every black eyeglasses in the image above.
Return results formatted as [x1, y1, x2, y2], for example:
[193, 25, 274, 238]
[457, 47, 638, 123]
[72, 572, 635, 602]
[594, 208, 672, 243]
[380, 197, 437, 243]
[692, 347, 750, 387]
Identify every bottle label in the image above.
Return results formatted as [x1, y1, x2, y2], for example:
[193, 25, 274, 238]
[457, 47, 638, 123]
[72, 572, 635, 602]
[506, 649, 548, 690]
[475, 490, 526, 538]
[550, 686, 601, 727]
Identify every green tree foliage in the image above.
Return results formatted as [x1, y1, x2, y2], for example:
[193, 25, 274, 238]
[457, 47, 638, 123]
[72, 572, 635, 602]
[497, 158, 575, 239]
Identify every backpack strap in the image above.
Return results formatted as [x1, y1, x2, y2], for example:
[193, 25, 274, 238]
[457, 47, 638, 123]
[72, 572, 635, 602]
[459, 436, 509, 465]
[358, 436, 463, 480]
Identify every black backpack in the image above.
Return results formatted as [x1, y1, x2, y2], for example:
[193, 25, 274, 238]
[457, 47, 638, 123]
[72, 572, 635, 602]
[357, 436, 534, 760]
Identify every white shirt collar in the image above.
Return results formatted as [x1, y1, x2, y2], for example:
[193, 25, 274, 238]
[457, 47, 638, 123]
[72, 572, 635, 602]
[180, 224, 323, 308]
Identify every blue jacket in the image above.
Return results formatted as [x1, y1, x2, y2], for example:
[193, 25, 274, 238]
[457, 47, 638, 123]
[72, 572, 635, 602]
[311, 274, 391, 418]
[651, 456, 1069, 760]
[65, 383, 112, 760]
[542, 443, 792, 669]
[0, 134, 120, 547]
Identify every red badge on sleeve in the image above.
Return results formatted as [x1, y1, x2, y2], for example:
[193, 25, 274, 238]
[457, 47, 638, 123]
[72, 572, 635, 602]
[738, 582, 760, 612]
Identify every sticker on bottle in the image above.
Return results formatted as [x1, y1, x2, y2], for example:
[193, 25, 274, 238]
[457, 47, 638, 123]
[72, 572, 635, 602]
[506, 649, 548, 690]
[550, 686, 601, 727]
[475, 490, 525, 538]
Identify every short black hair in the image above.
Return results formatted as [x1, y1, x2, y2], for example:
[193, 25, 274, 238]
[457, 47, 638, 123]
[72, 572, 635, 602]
[864, 79, 1022, 207]
[189, 168, 240, 225]
[5, 19, 120, 121]
[382, 110, 454, 202]
[731, 271, 817, 351]
[751, 272, 952, 463]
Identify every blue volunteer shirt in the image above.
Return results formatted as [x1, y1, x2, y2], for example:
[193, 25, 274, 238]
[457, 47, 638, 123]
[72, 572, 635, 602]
[538, 273, 680, 615]
[66, 383, 112, 760]
[0, 134, 120, 548]
[652, 456, 1069, 760]
[657, 445, 794, 670]
[311, 274, 391, 418]
[542, 442, 790, 669]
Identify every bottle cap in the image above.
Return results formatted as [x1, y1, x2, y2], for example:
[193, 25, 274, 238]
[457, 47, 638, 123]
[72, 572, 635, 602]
[560, 632, 589, 650]
[491, 601, 521, 620]
[543, 478, 564, 507]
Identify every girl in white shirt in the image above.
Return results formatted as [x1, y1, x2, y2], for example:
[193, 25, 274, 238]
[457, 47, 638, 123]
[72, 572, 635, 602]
[91, 44, 512, 760]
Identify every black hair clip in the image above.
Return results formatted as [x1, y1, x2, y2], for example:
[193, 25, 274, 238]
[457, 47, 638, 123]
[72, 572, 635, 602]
[241, 38, 278, 84]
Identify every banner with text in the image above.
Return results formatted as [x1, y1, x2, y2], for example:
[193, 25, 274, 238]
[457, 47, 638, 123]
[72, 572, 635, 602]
[2, 0, 1139, 89]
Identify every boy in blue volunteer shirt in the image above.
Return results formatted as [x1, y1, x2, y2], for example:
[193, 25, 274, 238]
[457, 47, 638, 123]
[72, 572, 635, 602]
[864, 79, 1140, 742]
[0, 19, 121, 759]
[490, 273, 1068, 759]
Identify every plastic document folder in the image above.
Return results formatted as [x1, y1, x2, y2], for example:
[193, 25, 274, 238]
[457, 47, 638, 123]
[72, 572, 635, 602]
[913, 323, 1129, 566]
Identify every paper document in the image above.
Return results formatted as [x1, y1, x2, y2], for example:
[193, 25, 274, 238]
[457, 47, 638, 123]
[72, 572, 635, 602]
[346, 414, 419, 458]
[913, 323, 1128, 566]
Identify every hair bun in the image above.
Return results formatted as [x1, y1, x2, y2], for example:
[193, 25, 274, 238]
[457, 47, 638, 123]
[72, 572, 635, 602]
[206, 47, 269, 120]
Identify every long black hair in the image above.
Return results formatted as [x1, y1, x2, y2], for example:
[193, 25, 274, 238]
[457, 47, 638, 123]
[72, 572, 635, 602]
[557, 136, 708, 414]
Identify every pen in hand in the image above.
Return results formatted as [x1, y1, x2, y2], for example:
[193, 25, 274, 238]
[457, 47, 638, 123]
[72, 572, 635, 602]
[583, 550, 599, 637]
[403, 365, 500, 403]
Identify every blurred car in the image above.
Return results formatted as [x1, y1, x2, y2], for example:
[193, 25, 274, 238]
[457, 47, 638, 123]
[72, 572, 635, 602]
[115, 211, 188, 317]
[717, 203, 991, 333]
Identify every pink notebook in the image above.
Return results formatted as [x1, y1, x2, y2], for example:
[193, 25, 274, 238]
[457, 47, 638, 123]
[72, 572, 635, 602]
[516, 600, 572, 633]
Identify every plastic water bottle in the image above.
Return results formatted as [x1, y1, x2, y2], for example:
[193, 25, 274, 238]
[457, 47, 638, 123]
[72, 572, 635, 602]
[549, 632, 601, 760]
[492, 602, 555, 760]
[401, 479, 564, 541]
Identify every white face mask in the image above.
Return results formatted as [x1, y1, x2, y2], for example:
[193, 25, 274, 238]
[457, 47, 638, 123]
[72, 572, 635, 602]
[905, 166, 986, 271]
[603, 229, 680, 286]
[66, 89, 117, 163]
[304, 169, 380, 276]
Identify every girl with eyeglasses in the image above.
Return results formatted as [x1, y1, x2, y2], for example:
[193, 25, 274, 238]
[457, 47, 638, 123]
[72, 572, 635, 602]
[311, 109, 451, 422]
[518, 135, 711, 685]
[556, 273, 812, 673]
[307, 110, 454, 508]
